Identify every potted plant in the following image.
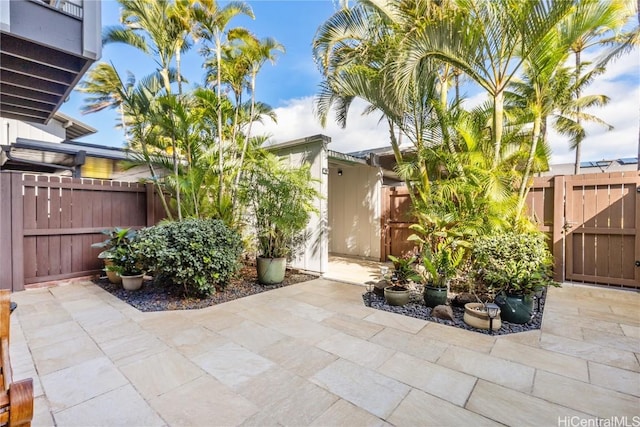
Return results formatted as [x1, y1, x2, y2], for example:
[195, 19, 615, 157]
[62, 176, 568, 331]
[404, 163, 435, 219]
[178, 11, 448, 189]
[91, 227, 137, 284]
[472, 231, 557, 324]
[106, 229, 145, 291]
[463, 302, 502, 331]
[384, 255, 421, 306]
[409, 220, 470, 308]
[244, 153, 320, 285]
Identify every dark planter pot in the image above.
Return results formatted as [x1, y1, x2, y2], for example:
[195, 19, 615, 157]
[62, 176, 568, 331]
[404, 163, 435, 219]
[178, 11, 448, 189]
[424, 285, 447, 308]
[495, 293, 534, 324]
[384, 286, 410, 306]
[257, 257, 286, 285]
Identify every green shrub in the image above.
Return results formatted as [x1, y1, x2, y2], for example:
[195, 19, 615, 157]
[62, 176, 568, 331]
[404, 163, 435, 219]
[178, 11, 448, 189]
[136, 218, 243, 296]
[472, 232, 555, 295]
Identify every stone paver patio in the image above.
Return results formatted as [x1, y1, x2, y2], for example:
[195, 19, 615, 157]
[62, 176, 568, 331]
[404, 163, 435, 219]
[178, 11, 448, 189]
[8, 278, 640, 426]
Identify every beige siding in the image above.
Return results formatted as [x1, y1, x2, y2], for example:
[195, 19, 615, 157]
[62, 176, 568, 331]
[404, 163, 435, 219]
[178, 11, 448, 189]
[272, 138, 329, 274]
[328, 163, 382, 260]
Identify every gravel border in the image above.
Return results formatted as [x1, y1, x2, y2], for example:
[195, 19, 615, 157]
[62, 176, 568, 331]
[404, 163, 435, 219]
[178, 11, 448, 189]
[94, 265, 317, 312]
[363, 289, 547, 335]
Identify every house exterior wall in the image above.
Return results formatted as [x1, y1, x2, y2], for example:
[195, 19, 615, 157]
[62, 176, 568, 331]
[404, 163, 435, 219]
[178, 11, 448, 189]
[1, 117, 65, 144]
[271, 136, 329, 275]
[3, 0, 101, 60]
[328, 163, 382, 260]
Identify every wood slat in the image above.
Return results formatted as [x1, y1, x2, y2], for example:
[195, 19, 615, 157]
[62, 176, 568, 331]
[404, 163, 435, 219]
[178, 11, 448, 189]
[0, 174, 13, 291]
[21, 179, 145, 192]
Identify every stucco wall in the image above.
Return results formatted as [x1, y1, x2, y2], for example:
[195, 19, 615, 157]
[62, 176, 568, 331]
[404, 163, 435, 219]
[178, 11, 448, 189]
[328, 163, 382, 260]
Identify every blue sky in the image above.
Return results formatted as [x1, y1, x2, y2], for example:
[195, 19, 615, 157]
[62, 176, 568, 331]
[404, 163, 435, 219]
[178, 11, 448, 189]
[61, 0, 640, 164]
[61, 0, 336, 146]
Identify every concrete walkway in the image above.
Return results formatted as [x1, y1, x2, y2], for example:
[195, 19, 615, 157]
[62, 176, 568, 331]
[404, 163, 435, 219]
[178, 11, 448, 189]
[9, 279, 640, 426]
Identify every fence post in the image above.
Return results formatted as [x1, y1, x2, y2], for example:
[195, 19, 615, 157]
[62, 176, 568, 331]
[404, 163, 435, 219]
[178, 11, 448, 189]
[380, 186, 388, 261]
[145, 182, 155, 226]
[0, 173, 13, 290]
[552, 175, 565, 283]
[10, 172, 24, 291]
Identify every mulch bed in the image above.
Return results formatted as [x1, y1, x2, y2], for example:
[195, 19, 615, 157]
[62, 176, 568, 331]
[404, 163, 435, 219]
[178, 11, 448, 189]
[94, 264, 317, 312]
[363, 288, 547, 335]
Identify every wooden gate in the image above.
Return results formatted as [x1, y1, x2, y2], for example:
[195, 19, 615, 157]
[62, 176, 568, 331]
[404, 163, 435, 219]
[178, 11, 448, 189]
[563, 173, 639, 287]
[380, 187, 418, 259]
[381, 171, 640, 287]
[0, 172, 167, 291]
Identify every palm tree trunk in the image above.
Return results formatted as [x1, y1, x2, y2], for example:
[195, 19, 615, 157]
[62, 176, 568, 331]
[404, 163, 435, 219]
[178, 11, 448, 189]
[172, 135, 182, 220]
[233, 72, 256, 198]
[492, 90, 504, 168]
[176, 38, 184, 96]
[216, 32, 225, 207]
[140, 136, 173, 221]
[573, 50, 582, 175]
[516, 115, 542, 218]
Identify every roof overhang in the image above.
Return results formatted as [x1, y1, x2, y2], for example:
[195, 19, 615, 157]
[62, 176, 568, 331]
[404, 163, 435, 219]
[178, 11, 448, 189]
[53, 112, 97, 140]
[0, 32, 93, 124]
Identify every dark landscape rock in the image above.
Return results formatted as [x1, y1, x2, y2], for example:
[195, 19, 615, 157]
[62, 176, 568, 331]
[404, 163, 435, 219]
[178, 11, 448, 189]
[432, 305, 455, 320]
[362, 289, 547, 336]
[372, 279, 389, 296]
[94, 265, 316, 312]
[451, 292, 477, 307]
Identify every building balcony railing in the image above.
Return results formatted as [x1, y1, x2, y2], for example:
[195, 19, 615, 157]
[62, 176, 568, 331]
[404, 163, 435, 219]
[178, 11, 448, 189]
[32, 0, 83, 20]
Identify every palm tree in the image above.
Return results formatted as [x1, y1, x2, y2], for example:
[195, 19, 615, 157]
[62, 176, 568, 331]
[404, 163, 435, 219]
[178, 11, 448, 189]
[556, 0, 629, 174]
[76, 62, 129, 139]
[79, 64, 174, 220]
[104, 0, 197, 217]
[393, 0, 574, 168]
[191, 0, 254, 206]
[233, 33, 285, 193]
[506, 35, 569, 218]
[103, 0, 188, 95]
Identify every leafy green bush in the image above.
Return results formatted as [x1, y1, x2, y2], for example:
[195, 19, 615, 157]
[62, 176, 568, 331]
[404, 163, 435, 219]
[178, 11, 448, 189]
[472, 232, 555, 295]
[136, 219, 242, 296]
[242, 152, 320, 259]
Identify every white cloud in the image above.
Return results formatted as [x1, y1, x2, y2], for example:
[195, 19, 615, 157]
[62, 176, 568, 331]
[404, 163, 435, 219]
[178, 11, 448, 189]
[549, 50, 640, 164]
[254, 97, 390, 154]
[258, 49, 639, 164]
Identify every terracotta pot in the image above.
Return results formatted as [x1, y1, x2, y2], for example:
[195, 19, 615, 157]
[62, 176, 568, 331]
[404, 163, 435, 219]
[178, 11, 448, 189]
[104, 259, 122, 285]
[463, 303, 502, 330]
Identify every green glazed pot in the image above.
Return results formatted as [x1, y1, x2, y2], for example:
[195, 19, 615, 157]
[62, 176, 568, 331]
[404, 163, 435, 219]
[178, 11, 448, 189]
[495, 293, 534, 324]
[424, 285, 447, 308]
[384, 286, 410, 306]
[257, 257, 286, 285]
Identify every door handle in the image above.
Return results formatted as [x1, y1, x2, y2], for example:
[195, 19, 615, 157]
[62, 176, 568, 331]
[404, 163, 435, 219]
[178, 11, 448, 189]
[636, 261, 640, 267]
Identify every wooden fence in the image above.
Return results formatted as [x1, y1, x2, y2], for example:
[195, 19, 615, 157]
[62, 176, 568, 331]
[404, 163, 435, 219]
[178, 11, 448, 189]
[381, 171, 639, 288]
[0, 172, 168, 291]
